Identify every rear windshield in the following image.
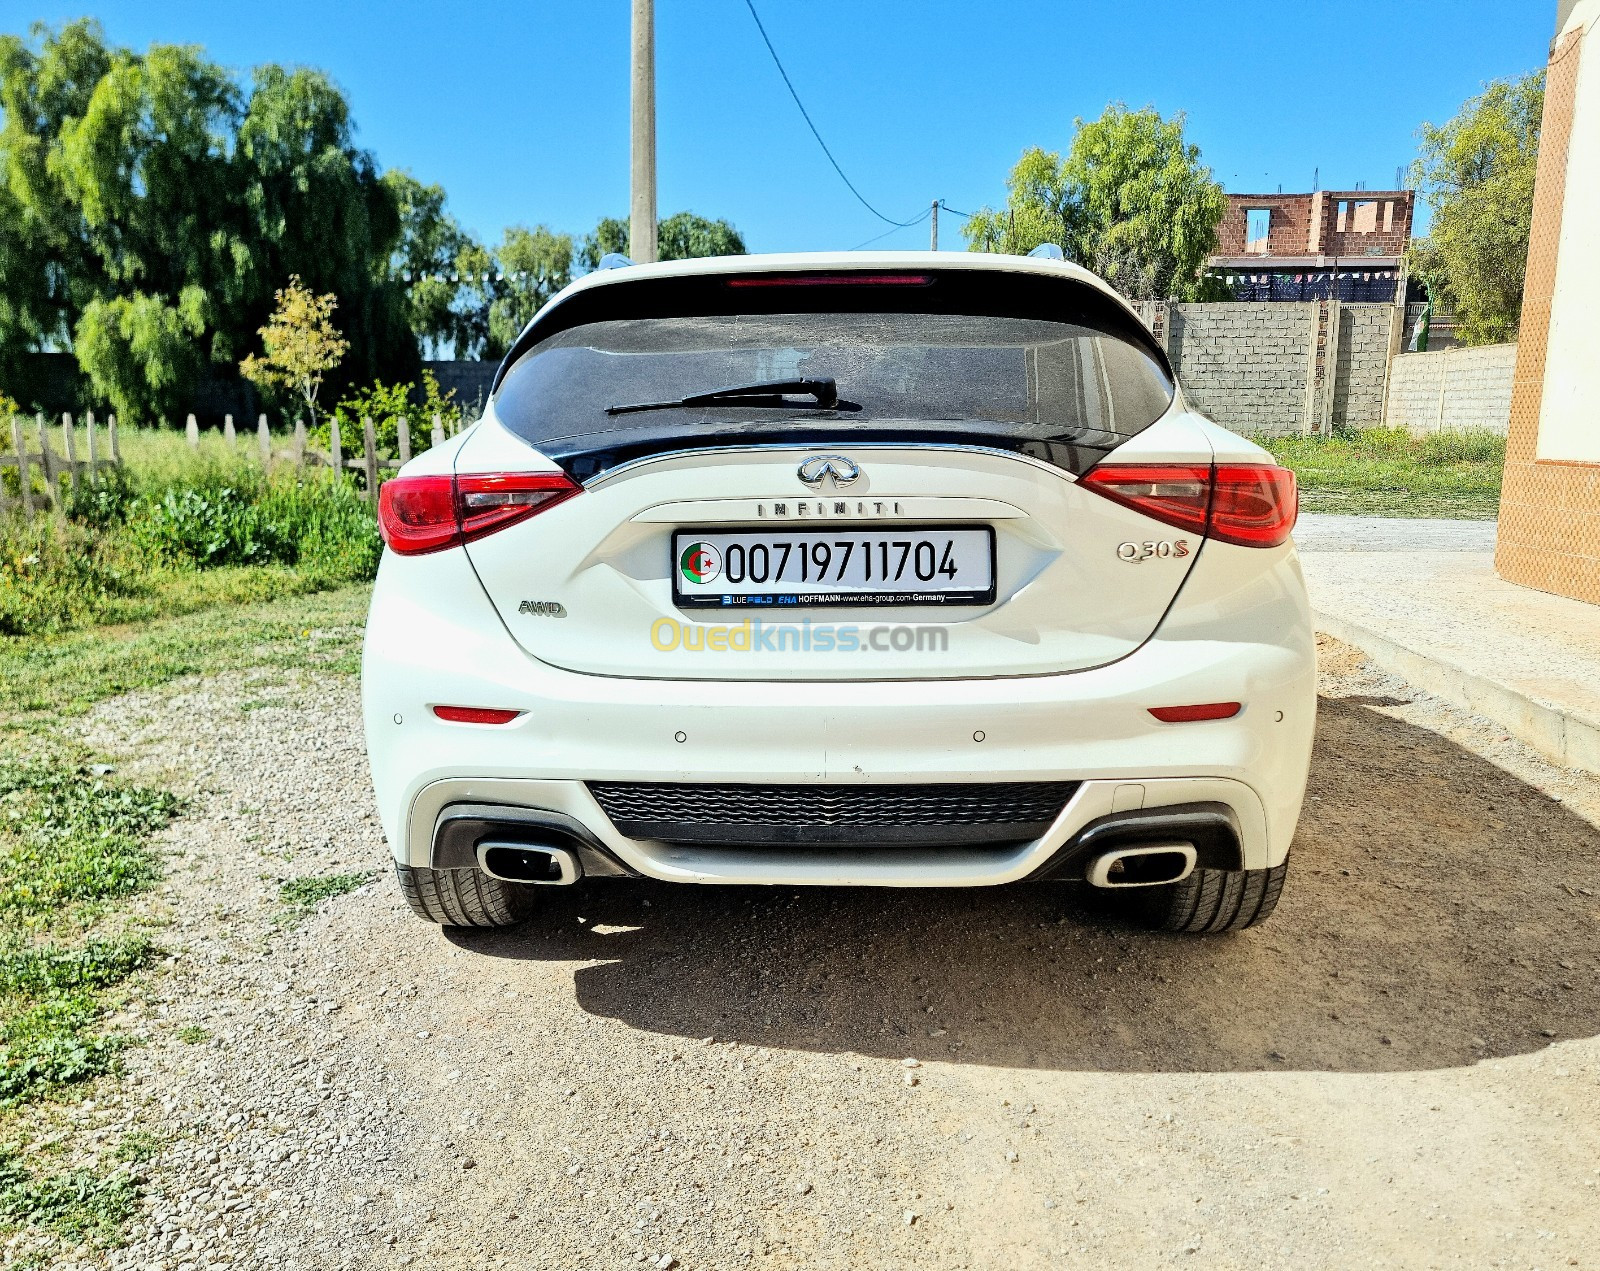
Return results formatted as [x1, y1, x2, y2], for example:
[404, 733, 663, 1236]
[492, 273, 1174, 478]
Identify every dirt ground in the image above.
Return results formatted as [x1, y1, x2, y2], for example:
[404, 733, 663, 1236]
[50, 635, 1600, 1270]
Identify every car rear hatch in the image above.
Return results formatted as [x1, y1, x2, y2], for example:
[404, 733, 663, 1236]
[455, 266, 1213, 681]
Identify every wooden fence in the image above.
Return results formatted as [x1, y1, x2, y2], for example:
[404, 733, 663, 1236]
[2, 408, 462, 517]
[180, 411, 462, 500]
[1, 410, 123, 516]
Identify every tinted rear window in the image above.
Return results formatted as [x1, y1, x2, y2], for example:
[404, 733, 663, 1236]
[492, 270, 1174, 478]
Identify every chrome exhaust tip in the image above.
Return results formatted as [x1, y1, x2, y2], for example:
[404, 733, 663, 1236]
[1085, 842, 1197, 888]
[476, 840, 581, 885]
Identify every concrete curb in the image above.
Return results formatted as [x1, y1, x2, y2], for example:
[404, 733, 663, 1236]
[1315, 609, 1600, 777]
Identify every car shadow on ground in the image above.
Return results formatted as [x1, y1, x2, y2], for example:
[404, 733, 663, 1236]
[449, 696, 1600, 1074]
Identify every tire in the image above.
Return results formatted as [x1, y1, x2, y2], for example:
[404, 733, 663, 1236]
[394, 864, 536, 928]
[1140, 860, 1288, 933]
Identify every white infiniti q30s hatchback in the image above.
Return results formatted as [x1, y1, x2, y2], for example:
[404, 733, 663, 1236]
[362, 251, 1315, 935]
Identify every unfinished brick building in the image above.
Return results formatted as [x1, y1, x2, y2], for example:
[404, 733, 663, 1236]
[1208, 189, 1416, 301]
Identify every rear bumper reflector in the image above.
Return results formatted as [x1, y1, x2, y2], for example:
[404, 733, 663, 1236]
[1148, 702, 1242, 723]
[432, 706, 524, 725]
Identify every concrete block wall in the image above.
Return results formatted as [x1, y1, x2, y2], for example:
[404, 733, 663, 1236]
[1382, 343, 1517, 435]
[1166, 302, 1314, 434]
[1331, 305, 1394, 428]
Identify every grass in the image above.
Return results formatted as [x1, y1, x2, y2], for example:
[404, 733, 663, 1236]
[0, 760, 177, 1104]
[279, 871, 372, 920]
[0, 756, 176, 1250]
[0, 762, 178, 931]
[0, 584, 369, 724]
[1257, 426, 1505, 519]
[0, 429, 379, 1254]
[114, 1129, 164, 1164]
[109, 427, 261, 484]
[2, 428, 380, 639]
[0, 580, 366, 1254]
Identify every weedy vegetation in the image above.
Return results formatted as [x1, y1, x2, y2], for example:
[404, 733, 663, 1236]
[1259, 426, 1505, 519]
[0, 760, 177, 1101]
[0, 758, 178, 1251]
[1, 444, 380, 640]
[279, 872, 373, 920]
[0, 1149, 140, 1247]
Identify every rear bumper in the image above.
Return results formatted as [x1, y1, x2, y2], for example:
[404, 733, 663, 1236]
[409, 776, 1265, 885]
[361, 539, 1317, 885]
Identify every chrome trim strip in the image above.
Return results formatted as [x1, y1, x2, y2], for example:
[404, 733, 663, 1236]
[580, 441, 1085, 492]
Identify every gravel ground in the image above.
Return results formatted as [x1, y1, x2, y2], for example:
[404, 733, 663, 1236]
[33, 639, 1600, 1270]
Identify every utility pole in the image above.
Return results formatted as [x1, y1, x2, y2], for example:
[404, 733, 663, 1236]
[630, 0, 658, 263]
[930, 199, 939, 251]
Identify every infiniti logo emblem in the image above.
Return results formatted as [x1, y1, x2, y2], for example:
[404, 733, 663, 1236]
[797, 455, 861, 489]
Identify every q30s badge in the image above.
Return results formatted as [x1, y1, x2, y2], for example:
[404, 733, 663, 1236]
[1117, 539, 1190, 563]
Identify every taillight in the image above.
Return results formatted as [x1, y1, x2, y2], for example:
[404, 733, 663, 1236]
[1080, 464, 1211, 537]
[1209, 465, 1299, 547]
[377, 472, 581, 556]
[1080, 462, 1297, 548]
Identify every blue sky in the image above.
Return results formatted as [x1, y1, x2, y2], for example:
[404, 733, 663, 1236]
[29, 0, 1551, 252]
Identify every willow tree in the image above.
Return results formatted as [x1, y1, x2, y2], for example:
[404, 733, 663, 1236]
[0, 21, 413, 421]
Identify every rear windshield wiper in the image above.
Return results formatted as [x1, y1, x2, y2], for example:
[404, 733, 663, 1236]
[606, 377, 849, 416]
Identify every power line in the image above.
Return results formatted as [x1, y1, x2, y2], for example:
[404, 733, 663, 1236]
[849, 206, 932, 252]
[740, 0, 926, 229]
[937, 202, 976, 220]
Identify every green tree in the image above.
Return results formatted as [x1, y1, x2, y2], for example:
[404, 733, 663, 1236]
[233, 64, 413, 386]
[484, 225, 574, 358]
[0, 23, 419, 421]
[577, 216, 629, 272]
[576, 211, 746, 271]
[964, 104, 1227, 301]
[0, 19, 114, 397]
[658, 211, 746, 262]
[1409, 71, 1544, 346]
[51, 41, 241, 419]
[385, 169, 478, 356]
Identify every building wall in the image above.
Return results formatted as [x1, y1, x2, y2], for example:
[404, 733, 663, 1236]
[1152, 301, 1394, 436]
[1536, 5, 1600, 462]
[1214, 194, 1315, 256]
[1497, 1, 1600, 605]
[1382, 344, 1518, 435]
[1215, 190, 1414, 259]
[1321, 192, 1414, 258]
[1166, 302, 1314, 434]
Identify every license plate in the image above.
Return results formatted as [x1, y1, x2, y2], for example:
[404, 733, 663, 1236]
[672, 526, 996, 609]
